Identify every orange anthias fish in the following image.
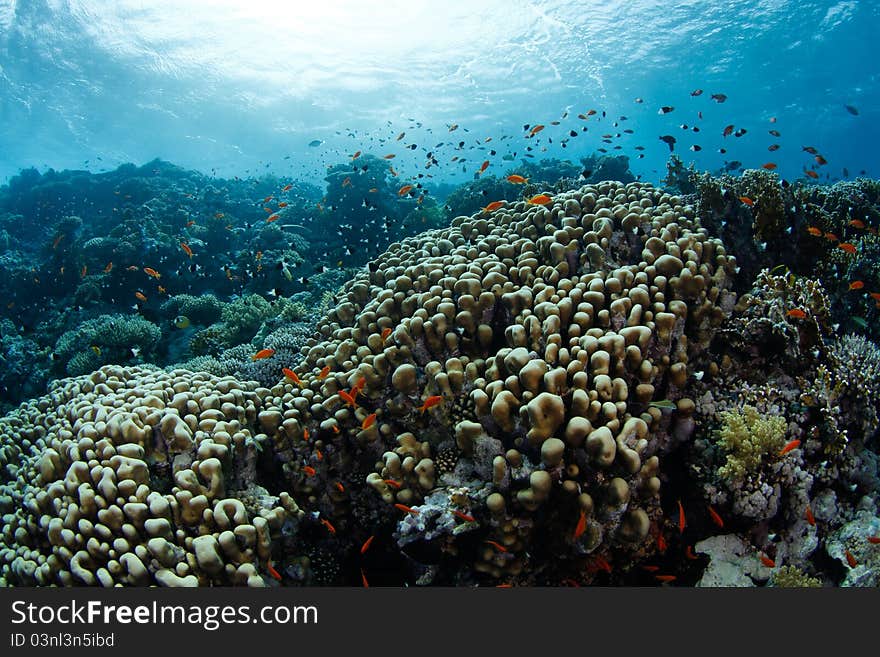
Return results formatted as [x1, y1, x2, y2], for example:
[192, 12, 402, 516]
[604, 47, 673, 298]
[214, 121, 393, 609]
[805, 169, 819, 179]
[655, 575, 676, 583]
[303, 465, 316, 477]
[398, 184, 413, 196]
[707, 505, 724, 528]
[778, 439, 801, 456]
[339, 389, 357, 408]
[657, 532, 668, 553]
[685, 545, 699, 560]
[277, 202, 288, 208]
[351, 150, 361, 159]
[135, 291, 147, 302]
[143, 267, 161, 279]
[266, 213, 280, 223]
[180, 242, 193, 257]
[849, 219, 865, 229]
[453, 510, 476, 523]
[824, 232, 839, 242]
[786, 308, 807, 319]
[807, 226, 823, 236]
[528, 124, 545, 136]
[477, 160, 490, 174]
[482, 200, 506, 213]
[844, 550, 857, 568]
[360, 535, 375, 554]
[103, 262, 113, 273]
[527, 194, 552, 205]
[383, 153, 396, 159]
[759, 554, 776, 568]
[838, 242, 857, 254]
[361, 568, 369, 588]
[361, 413, 377, 430]
[321, 518, 337, 535]
[867, 536, 880, 544]
[342, 177, 352, 187]
[739, 196, 755, 206]
[266, 561, 282, 581]
[574, 510, 587, 539]
[419, 395, 443, 413]
[677, 500, 686, 534]
[282, 368, 303, 386]
[506, 174, 528, 184]
[381, 327, 392, 341]
[317, 365, 331, 379]
[762, 162, 777, 170]
[484, 539, 507, 552]
[849, 280, 865, 291]
[394, 503, 420, 515]
[282, 184, 293, 192]
[805, 505, 816, 526]
[251, 348, 276, 361]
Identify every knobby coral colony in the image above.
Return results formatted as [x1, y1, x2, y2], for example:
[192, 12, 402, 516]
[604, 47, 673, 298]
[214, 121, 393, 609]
[1, 178, 878, 587]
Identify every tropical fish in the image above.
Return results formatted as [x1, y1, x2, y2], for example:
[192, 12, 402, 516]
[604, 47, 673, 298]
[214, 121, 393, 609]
[394, 503, 420, 515]
[685, 545, 699, 560]
[762, 162, 777, 170]
[360, 536, 375, 554]
[339, 389, 357, 408]
[266, 561, 282, 581]
[759, 554, 776, 568]
[708, 505, 724, 528]
[739, 196, 755, 206]
[574, 510, 587, 539]
[266, 213, 280, 223]
[845, 549, 857, 567]
[805, 505, 816, 526]
[180, 242, 193, 257]
[654, 575, 676, 583]
[867, 536, 880, 544]
[849, 219, 865, 229]
[381, 327, 392, 341]
[526, 194, 553, 205]
[453, 510, 476, 523]
[398, 184, 413, 196]
[302, 465, 316, 477]
[778, 439, 801, 456]
[528, 124, 545, 136]
[723, 125, 734, 137]
[815, 154, 827, 165]
[824, 232, 839, 242]
[342, 177, 351, 187]
[282, 368, 303, 386]
[362, 413, 377, 430]
[360, 569, 369, 588]
[484, 540, 508, 552]
[482, 200, 506, 213]
[690, 89, 703, 96]
[251, 348, 276, 361]
[318, 365, 331, 379]
[786, 308, 807, 319]
[711, 93, 727, 102]
[135, 291, 147, 302]
[849, 281, 864, 291]
[320, 518, 336, 535]
[282, 184, 293, 191]
[659, 135, 676, 151]
[383, 154, 396, 159]
[648, 399, 677, 409]
[419, 395, 443, 412]
[174, 315, 190, 329]
[90, 345, 101, 356]
[351, 150, 361, 159]
[477, 160, 490, 174]
[804, 170, 819, 179]
[677, 500, 686, 534]
[506, 174, 528, 184]
[658, 106, 674, 114]
[807, 227, 823, 236]
[838, 242, 857, 254]
[768, 144, 780, 151]
[845, 104, 859, 115]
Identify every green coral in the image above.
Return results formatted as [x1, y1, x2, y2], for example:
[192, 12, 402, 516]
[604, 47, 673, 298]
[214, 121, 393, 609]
[54, 314, 161, 376]
[220, 294, 276, 344]
[160, 294, 224, 325]
[770, 565, 822, 588]
[716, 404, 788, 481]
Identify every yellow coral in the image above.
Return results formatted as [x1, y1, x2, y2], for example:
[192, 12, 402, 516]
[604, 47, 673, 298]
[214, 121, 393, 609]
[716, 405, 787, 481]
[771, 565, 822, 588]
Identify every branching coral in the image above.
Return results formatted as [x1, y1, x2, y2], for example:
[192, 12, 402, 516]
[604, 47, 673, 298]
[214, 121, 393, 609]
[716, 405, 788, 482]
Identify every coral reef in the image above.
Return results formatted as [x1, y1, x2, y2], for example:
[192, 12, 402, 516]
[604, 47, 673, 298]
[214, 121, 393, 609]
[53, 314, 161, 376]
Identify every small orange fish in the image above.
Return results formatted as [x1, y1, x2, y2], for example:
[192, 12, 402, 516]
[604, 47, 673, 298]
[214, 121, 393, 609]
[303, 428, 309, 441]
[804, 169, 819, 179]
[383, 153, 396, 159]
[574, 510, 587, 539]
[592, 555, 612, 573]
[315, 449, 323, 461]
[214, 212, 225, 219]
[815, 154, 827, 166]
[381, 327, 392, 341]
[484, 540, 508, 552]
[303, 465, 316, 477]
[807, 226, 823, 236]
[362, 413, 377, 430]
[527, 193, 553, 205]
[143, 267, 161, 279]
[361, 568, 369, 588]
[685, 545, 699, 560]
[277, 202, 288, 208]
[419, 395, 443, 413]
[383, 479, 402, 489]
[103, 262, 113, 273]
[282, 368, 303, 386]
[453, 510, 476, 523]
[394, 503, 420, 515]
[845, 550, 857, 568]
[824, 232, 839, 242]
[482, 200, 506, 213]
[759, 554, 776, 568]
[641, 565, 661, 572]
[398, 184, 413, 196]
[707, 505, 724, 528]
[320, 518, 336, 535]
[135, 291, 147, 302]
[722, 124, 734, 137]
[360, 535, 375, 554]
[739, 196, 755, 206]
[267, 561, 282, 581]
[368, 187, 378, 193]
[180, 242, 193, 257]
[849, 219, 865, 229]
[871, 293, 880, 301]
[654, 575, 676, 583]
[762, 162, 777, 170]
[263, 195, 274, 203]
[252, 348, 275, 361]
[477, 160, 490, 174]
[352, 376, 366, 394]
[318, 365, 331, 379]
[339, 389, 357, 408]
[677, 500, 686, 534]
[186, 220, 196, 227]
[351, 150, 361, 159]
[266, 213, 280, 223]
[506, 174, 528, 184]
[838, 242, 857, 254]
[157, 285, 166, 294]
[867, 536, 880, 544]
[778, 439, 801, 456]
[786, 308, 807, 319]
[282, 184, 292, 192]
[528, 124, 545, 136]
[805, 505, 816, 526]
[849, 280, 864, 291]
[342, 177, 351, 187]
[657, 533, 668, 553]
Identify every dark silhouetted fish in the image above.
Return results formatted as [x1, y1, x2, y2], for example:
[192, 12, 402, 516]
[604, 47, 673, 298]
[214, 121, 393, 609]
[659, 135, 676, 151]
[845, 104, 859, 115]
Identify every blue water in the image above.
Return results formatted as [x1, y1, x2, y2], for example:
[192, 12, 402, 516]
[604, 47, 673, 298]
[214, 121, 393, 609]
[1, 0, 877, 186]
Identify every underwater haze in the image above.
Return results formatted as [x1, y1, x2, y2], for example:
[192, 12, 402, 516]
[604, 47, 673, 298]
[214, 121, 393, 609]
[1, 0, 878, 184]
